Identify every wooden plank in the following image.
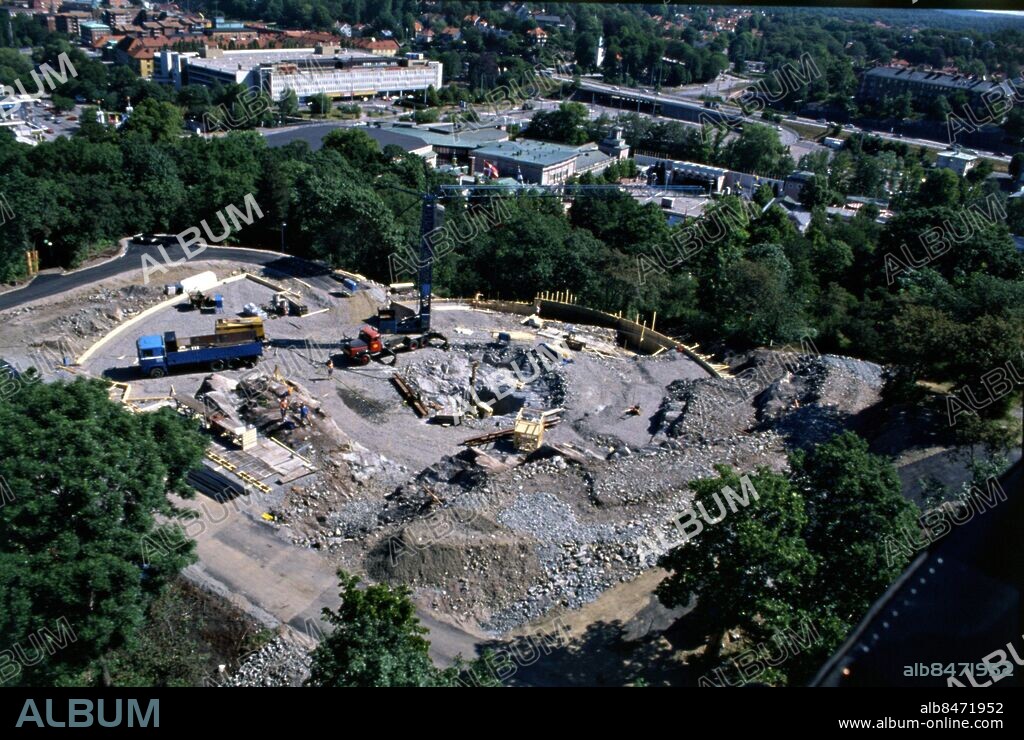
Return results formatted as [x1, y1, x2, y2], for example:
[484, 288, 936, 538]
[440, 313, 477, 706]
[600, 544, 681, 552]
[268, 437, 314, 467]
[391, 373, 428, 418]
[461, 428, 514, 447]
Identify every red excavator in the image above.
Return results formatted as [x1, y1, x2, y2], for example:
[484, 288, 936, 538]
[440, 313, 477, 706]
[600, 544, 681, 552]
[340, 325, 449, 366]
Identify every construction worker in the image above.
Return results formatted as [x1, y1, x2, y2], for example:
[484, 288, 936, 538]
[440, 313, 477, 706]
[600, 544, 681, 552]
[279, 397, 289, 420]
[299, 404, 310, 425]
[326, 358, 334, 379]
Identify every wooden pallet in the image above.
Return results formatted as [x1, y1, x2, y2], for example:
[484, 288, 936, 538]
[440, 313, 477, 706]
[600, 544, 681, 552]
[461, 428, 514, 447]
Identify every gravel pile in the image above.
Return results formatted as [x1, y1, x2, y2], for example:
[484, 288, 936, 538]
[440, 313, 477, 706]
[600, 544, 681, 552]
[404, 343, 568, 418]
[651, 351, 884, 450]
[222, 637, 312, 687]
[651, 376, 756, 441]
[754, 353, 884, 448]
[362, 429, 784, 632]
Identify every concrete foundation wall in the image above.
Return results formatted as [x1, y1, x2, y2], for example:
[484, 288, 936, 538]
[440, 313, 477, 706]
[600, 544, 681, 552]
[445, 296, 721, 378]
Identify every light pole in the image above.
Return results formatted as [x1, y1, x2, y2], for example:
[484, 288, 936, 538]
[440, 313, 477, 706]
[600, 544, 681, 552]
[280, 221, 287, 253]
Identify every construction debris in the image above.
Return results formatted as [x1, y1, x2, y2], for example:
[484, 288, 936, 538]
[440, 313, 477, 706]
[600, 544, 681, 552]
[391, 373, 428, 418]
[8, 256, 902, 645]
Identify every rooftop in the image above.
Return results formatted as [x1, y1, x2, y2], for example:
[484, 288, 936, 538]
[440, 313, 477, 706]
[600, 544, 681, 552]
[669, 160, 730, 177]
[574, 148, 612, 171]
[377, 122, 508, 149]
[264, 123, 430, 154]
[185, 47, 381, 72]
[864, 66, 1011, 93]
[350, 38, 400, 51]
[938, 148, 979, 161]
[472, 139, 582, 167]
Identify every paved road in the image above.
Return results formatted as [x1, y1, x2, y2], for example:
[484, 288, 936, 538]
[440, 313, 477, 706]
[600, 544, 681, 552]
[0, 241, 342, 312]
[563, 76, 1013, 164]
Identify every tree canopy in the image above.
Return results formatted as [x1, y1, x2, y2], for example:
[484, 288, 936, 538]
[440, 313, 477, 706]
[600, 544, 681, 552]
[306, 571, 459, 687]
[657, 432, 921, 684]
[0, 379, 206, 686]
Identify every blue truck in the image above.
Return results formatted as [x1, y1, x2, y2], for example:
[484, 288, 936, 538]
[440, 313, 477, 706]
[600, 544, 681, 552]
[136, 330, 262, 378]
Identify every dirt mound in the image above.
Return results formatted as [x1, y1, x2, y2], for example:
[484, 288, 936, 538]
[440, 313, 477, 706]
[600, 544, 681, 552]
[753, 353, 883, 448]
[650, 350, 883, 448]
[366, 510, 543, 615]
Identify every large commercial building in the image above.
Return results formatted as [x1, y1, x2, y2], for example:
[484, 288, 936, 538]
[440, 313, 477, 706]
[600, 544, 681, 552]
[371, 122, 509, 166]
[858, 66, 1016, 108]
[159, 46, 442, 103]
[469, 128, 630, 185]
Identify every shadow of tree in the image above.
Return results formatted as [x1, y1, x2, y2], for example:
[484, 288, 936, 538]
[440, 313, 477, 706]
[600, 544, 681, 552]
[473, 618, 700, 687]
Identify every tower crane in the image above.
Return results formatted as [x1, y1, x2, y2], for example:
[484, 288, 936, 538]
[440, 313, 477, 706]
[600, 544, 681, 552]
[400, 182, 707, 332]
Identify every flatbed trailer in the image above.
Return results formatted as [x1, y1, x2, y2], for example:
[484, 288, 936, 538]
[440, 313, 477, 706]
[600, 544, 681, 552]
[137, 330, 262, 378]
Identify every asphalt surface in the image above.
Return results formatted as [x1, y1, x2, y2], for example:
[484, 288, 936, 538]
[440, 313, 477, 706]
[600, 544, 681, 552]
[0, 241, 342, 311]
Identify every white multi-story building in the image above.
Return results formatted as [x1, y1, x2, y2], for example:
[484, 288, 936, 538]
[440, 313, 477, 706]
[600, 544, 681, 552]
[160, 46, 442, 102]
[936, 147, 980, 177]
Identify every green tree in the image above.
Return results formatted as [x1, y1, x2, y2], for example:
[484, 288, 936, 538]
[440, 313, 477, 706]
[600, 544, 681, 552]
[790, 432, 921, 622]
[753, 183, 776, 207]
[524, 102, 591, 145]
[1009, 152, 1024, 182]
[122, 99, 184, 143]
[306, 571, 457, 687]
[799, 174, 836, 209]
[277, 88, 298, 120]
[0, 379, 206, 686]
[657, 467, 817, 663]
[722, 123, 793, 178]
[308, 92, 332, 116]
[321, 128, 384, 174]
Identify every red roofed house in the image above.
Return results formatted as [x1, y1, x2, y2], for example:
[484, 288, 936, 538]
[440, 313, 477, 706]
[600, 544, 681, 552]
[351, 37, 400, 57]
[439, 26, 462, 43]
[115, 36, 196, 78]
[526, 27, 547, 44]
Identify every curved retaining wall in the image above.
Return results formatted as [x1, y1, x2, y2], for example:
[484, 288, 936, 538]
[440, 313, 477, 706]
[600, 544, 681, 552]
[438, 296, 723, 378]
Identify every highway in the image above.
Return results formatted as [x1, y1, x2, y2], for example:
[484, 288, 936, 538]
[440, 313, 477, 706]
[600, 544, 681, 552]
[561, 75, 1011, 164]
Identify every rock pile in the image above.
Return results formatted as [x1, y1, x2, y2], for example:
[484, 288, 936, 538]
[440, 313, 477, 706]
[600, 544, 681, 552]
[222, 637, 312, 687]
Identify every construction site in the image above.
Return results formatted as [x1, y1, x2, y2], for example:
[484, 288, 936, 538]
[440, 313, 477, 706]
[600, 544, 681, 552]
[0, 235, 921, 685]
